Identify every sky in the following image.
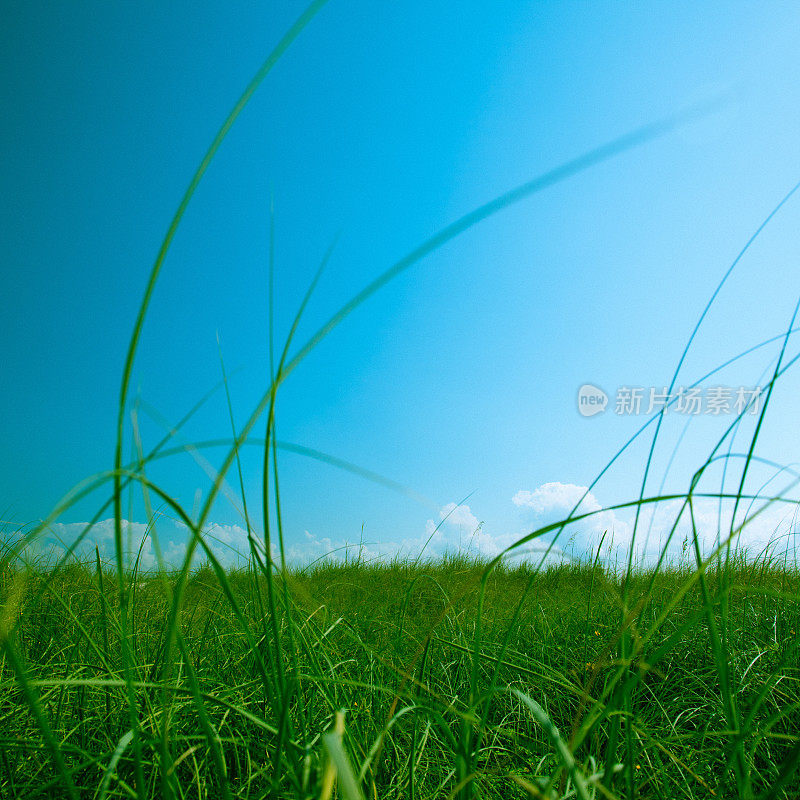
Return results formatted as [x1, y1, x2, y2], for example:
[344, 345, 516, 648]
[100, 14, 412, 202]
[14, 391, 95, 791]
[3, 1, 800, 569]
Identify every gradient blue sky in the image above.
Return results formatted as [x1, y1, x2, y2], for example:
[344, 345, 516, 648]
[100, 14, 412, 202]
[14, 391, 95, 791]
[4, 2, 800, 566]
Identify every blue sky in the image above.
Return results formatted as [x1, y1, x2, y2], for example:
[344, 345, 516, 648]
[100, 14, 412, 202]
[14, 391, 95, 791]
[4, 2, 800, 567]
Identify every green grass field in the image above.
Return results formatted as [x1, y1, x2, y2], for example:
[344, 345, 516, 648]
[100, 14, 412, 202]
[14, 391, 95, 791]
[4, 3, 800, 797]
[2, 551, 800, 798]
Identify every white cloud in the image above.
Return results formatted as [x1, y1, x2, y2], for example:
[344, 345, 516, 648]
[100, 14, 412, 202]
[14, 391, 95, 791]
[9, 517, 254, 572]
[511, 481, 800, 566]
[513, 482, 600, 514]
[290, 498, 571, 568]
[421, 502, 496, 556]
[438, 502, 482, 531]
[11, 483, 795, 575]
[511, 482, 629, 562]
[624, 494, 798, 564]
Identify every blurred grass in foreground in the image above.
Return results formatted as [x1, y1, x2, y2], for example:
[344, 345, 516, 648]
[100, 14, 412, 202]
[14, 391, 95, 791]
[1, 551, 799, 798]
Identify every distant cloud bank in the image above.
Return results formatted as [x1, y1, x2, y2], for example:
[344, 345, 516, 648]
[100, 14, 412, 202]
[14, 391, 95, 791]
[5, 479, 797, 571]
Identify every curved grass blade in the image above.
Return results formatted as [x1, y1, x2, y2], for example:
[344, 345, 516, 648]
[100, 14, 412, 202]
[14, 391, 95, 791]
[513, 688, 592, 800]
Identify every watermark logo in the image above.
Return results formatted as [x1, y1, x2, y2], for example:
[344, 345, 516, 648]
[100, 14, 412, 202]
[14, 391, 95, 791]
[577, 384, 762, 418]
[577, 384, 609, 417]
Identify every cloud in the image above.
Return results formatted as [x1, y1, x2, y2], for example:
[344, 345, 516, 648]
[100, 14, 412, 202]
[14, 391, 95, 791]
[10, 482, 795, 574]
[511, 481, 800, 566]
[407, 501, 565, 564]
[420, 502, 510, 558]
[294, 497, 579, 568]
[513, 482, 600, 514]
[438, 501, 482, 532]
[290, 502, 518, 567]
[512, 482, 629, 560]
[625, 494, 798, 563]
[8, 517, 254, 572]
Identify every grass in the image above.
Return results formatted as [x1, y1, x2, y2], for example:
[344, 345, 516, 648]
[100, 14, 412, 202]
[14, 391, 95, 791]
[2, 552, 800, 798]
[3, 2, 800, 797]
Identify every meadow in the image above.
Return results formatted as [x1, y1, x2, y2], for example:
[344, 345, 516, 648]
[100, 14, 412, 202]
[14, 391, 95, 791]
[4, 2, 800, 798]
[2, 548, 800, 799]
